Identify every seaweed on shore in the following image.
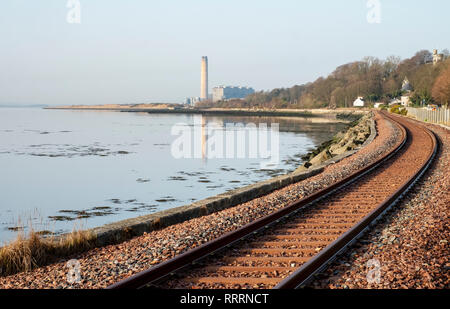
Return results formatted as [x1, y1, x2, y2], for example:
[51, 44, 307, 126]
[155, 196, 177, 203]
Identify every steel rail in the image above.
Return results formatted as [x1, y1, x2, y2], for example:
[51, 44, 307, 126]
[274, 113, 438, 289]
[107, 112, 418, 289]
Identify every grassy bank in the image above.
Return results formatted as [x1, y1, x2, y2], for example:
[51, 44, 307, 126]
[0, 229, 96, 277]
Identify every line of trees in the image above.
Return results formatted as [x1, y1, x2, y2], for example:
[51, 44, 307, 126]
[200, 49, 449, 109]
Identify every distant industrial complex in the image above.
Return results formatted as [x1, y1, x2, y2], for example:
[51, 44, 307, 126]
[184, 56, 255, 105]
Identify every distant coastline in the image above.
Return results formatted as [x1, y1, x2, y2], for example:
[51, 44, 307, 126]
[45, 104, 368, 122]
[0, 104, 49, 108]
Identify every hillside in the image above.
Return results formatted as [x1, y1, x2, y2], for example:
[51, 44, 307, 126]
[197, 49, 450, 109]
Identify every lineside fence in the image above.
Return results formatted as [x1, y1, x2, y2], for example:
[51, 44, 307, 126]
[406, 107, 450, 126]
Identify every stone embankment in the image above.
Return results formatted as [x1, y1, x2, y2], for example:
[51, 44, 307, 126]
[299, 113, 373, 170]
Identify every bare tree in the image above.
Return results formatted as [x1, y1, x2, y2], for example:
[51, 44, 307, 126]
[432, 65, 450, 106]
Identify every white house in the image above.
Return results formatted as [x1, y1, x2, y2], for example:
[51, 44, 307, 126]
[401, 95, 411, 107]
[353, 96, 365, 107]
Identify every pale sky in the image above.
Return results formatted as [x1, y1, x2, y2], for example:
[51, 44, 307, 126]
[0, 0, 449, 105]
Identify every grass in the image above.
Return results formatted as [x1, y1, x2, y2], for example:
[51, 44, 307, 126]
[0, 226, 96, 277]
[389, 105, 408, 116]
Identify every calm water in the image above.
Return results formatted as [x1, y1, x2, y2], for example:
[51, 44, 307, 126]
[0, 107, 347, 243]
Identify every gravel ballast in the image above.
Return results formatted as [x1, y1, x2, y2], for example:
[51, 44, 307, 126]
[307, 119, 449, 289]
[0, 113, 402, 289]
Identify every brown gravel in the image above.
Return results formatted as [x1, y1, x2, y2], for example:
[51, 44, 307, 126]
[0, 113, 401, 289]
[307, 119, 449, 289]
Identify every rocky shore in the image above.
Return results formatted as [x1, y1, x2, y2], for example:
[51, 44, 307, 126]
[0, 112, 403, 289]
[299, 113, 373, 170]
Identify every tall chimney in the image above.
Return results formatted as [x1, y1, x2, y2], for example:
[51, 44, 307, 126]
[200, 56, 208, 100]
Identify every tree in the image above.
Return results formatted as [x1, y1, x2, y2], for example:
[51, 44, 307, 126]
[442, 49, 450, 59]
[432, 64, 450, 106]
[410, 90, 433, 106]
[384, 55, 401, 77]
[329, 94, 337, 109]
[209, 49, 447, 110]
[412, 50, 432, 65]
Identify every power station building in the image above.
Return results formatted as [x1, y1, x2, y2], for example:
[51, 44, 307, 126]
[189, 56, 255, 104]
[212, 86, 255, 102]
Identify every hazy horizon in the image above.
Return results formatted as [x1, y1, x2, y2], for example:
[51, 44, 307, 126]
[1, 0, 449, 106]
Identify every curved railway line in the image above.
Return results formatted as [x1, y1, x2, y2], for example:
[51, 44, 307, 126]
[107, 111, 438, 289]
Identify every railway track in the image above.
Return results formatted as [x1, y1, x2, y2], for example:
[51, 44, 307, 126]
[107, 112, 437, 289]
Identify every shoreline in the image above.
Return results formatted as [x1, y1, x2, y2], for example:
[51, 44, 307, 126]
[45, 105, 367, 121]
[0, 109, 372, 278]
[1, 111, 399, 288]
[0, 108, 365, 247]
[51, 112, 374, 248]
